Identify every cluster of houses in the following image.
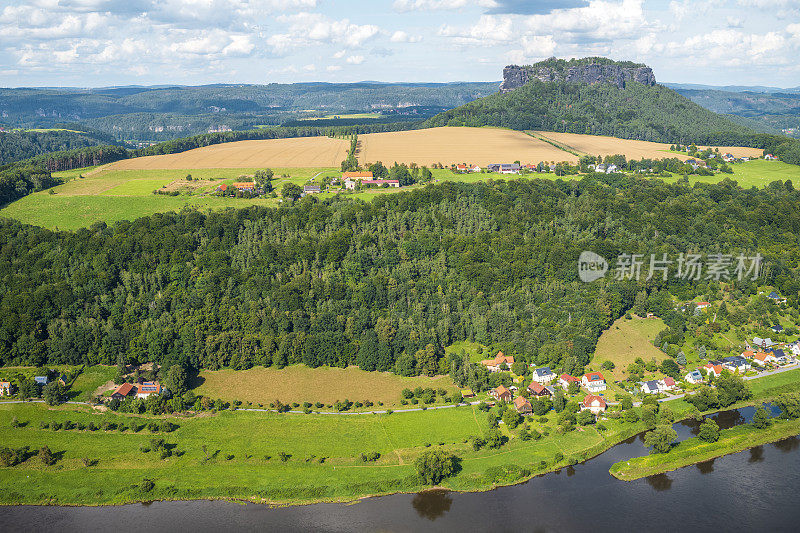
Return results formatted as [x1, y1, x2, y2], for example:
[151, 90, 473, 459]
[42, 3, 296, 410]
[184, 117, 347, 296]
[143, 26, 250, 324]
[110, 380, 166, 401]
[341, 171, 400, 189]
[0, 373, 70, 397]
[481, 352, 609, 416]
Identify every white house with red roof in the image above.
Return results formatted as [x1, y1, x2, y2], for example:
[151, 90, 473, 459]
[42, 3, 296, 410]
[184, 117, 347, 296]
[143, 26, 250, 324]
[581, 371, 606, 393]
[659, 377, 677, 392]
[135, 381, 163, 399]
[581, 394, 607, 414]
[558, 373, 581, 390]
[703, 362, 724, 378]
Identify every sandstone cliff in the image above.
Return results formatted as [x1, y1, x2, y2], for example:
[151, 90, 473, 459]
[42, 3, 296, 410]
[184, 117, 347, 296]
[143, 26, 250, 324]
[499, 58, 656, 93]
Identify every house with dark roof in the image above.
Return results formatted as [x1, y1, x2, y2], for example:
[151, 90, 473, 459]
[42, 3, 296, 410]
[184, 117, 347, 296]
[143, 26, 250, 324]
[58, 374, 70, 386]
[303, 184, 322, 195]
[722, 356, 750, 373]
[642, 380, 660, 395]
[531, 367, 556, 384]
[771, 324, 784, 333]
[34, 376, 48, 385]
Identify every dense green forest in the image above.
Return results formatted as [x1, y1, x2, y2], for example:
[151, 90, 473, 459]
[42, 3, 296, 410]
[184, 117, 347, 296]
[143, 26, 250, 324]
[0, 176, 798, 382]
[0, 129, 122, 165]
[0, 165, 60, 207]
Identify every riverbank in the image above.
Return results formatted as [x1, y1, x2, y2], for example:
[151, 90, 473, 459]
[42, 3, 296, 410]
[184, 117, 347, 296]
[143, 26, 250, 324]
[2, 368, 800, 507]
[609, 417, 800, 481]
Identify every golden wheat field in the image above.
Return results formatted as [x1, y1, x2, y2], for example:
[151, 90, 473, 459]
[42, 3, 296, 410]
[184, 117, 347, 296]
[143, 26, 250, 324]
[357, 126, 577, 165]
[109, 136, 351, 170]
[532, 131, 764, 160]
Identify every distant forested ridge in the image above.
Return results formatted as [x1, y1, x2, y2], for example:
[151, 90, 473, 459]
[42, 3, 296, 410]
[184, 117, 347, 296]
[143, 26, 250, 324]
[0, 82, 497, 142]
[0, 177, 797, 377]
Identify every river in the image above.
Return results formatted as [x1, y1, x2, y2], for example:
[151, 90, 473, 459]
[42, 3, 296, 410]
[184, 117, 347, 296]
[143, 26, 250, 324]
[2, 405, 798, 532]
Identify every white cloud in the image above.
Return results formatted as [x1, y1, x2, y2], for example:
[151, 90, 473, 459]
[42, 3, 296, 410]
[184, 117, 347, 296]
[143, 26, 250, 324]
[390, 30, 422, 43]
[326, 64, 342, 71]
[346, 54, 364, 64]
[394, 0, 497, 12]
[268, 13, 381, 54]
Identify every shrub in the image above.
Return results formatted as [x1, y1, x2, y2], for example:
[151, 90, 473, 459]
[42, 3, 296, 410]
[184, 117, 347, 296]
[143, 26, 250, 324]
[360, 451, 381, 462]
[51, 422, 62, 431]
[278, 452, 291, 462]
[38, 445, 55, 466]
[39, 421, 49, 429]
[140, 479, 155, 492]
[554, 452, 564, 463]
[415, 450, 459, 485]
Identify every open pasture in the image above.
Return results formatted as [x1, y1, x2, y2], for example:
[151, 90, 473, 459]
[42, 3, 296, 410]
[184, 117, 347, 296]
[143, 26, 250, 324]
[531, 131, 763, 160]
[357, 127, 577, 166]
[195, 365, 457, 407]
[109, 136, 351, 170]
[593, 316, 667, 381]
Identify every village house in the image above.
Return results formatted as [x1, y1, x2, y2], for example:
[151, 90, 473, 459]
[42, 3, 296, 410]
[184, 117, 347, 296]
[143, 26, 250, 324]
[767, 291, 786, 304]
[490, 385, 513, 403]
[469, 165, 481, 173]
[754, 351, 778, 365]
[58, 374, 69, 386]
[790, 342, 800, 357]
[231, 182, 256, 192]
[685, 370, 703, 384]
[480, 352, 514, 372]
[764, 154, 777, 160]
[111, 382, 136, 401]
[487, 163, 521, 174]
[345, 178, 400, 190]
[34, 376, 48, 386]
[0, 381, 11, 396]
[581, 394, 607, 414]
[703, 362, 724, 378]
[771, 324, 784, 333]
[642, 380, 660, 395]
[722, 153, 735, 162]
[303, 184, 321, 195]
[456, 163, 468, 172]
[531, 367, 556, 384]
[135, 381, 163, 399]
[768, 348, 793, 365]
[528, 381, 552, 397]
[558, 373, 581, 389]
[513, 396, 532, 414]
[582, 371, 607, 393]
[660, 377, 677, 391]
[722, 356, 750, 373]
[695, 301, 710, 311]
[753, 337, 775, 349]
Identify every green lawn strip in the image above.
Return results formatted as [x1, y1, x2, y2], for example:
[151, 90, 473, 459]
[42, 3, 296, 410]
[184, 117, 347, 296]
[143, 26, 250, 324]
[609, 417, 800, 481]
[69, 366, 117, 401]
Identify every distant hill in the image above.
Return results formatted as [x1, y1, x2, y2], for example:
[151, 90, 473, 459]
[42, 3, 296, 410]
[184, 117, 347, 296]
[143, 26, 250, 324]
[425, 58, 754, 145]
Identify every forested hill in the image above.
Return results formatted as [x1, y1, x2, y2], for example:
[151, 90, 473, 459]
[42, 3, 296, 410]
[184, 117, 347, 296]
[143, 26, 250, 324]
[425, 75, 754, 145]
[0, 177, 797, 380]
[0, 128, 123, 165]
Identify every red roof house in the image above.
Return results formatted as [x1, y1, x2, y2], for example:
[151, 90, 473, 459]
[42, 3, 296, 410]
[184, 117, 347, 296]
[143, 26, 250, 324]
[490, 385, 512, 403]
[581, 394, 607, 414]
[528, 381, 552, 397]
[111, 382, 135, 400]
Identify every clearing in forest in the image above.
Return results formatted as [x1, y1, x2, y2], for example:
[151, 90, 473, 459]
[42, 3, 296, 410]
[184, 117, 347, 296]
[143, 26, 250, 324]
[593, 316, 667, 380]
[195, 365, 457, 407]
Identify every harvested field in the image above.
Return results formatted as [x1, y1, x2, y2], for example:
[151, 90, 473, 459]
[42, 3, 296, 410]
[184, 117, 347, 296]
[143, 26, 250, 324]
[195, 365, 457, 407]
[358, 127, 576, 166]
[532, 131, 763, 160]
[109, 136, 351, 170]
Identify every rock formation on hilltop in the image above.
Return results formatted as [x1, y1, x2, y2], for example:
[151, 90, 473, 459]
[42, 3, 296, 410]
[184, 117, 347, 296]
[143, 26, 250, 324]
[499, 57, 656, 93]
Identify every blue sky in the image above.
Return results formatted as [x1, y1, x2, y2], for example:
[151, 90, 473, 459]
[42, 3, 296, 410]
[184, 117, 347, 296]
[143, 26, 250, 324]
[1, 0, 799, 87]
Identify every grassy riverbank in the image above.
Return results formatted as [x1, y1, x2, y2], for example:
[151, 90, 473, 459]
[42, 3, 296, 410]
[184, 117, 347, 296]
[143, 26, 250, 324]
[609, 417, 800, 481]
[0, 400, 651, 506]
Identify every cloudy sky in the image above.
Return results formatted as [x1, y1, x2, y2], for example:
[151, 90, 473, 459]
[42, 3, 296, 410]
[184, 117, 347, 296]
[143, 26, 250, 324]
[1, 0, 799, 88]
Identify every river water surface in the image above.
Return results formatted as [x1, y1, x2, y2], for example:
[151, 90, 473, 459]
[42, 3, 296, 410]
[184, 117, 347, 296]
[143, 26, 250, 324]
[2, 405, 798, 532]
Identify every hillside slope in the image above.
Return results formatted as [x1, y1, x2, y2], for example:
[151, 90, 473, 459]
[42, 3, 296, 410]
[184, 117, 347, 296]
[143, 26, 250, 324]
[426, 77, 754, 145]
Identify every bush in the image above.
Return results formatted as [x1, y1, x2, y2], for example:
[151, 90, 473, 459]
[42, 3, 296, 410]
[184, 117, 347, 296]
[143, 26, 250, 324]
[39, 421, 49, 429]
[38, 445, 55, 466]
[278, 452, 291, 462]
[140, 479, 155, 492]
[554, 452, 564, 463]
[697, 419, 720, 443]
[360, 451, 381, 462]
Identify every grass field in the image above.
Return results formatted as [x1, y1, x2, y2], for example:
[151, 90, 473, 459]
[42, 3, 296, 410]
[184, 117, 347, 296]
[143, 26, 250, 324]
[0, 398, 644, 505]
[109, 137, 350, 170]
[533, 131, 763, 161]
[593, 316, 667, 380]
[194, 365, 457, 408]
[358, 127, 577, 166]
